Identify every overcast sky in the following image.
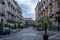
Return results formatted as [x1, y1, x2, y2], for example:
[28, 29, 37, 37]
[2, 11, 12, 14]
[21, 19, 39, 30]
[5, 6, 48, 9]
[15, 0, 41, 20]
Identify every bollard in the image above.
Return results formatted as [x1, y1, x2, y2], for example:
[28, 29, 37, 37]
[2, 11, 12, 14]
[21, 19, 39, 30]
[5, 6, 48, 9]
[43, 34, 48, 40]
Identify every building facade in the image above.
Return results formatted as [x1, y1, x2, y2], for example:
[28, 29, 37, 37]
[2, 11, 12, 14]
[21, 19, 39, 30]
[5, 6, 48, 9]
[35, 0, 60, 29]
[0, 0, 23, 28]
[24, 18, 35, 26]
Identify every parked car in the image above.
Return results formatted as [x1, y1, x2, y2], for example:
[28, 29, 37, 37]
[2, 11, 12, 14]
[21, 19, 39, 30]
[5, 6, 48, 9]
[0, 27, 10, 34]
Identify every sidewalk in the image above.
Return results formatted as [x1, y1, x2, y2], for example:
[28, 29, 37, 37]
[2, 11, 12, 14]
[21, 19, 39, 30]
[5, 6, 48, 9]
[48, 30, 60, 33]
[10, 28, 21, 33]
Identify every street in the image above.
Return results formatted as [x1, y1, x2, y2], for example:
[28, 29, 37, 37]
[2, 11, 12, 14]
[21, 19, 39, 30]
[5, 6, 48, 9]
[0, 27, 60, 40]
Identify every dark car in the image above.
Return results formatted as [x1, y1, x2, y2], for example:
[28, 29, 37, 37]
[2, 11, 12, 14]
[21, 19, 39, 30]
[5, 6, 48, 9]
[0, 27, 10, 34]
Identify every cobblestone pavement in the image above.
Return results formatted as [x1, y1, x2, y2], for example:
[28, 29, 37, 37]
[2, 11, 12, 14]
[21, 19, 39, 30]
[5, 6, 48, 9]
[0, 27, 60, 40]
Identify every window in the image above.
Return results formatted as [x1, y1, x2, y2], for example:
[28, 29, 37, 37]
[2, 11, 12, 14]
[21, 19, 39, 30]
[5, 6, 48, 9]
[49, 0, 53, 6]
[58, 1, 60, 8]
[8, 2, 11, 7]
[57, 1, 60, 11]
[1, 13, 4, 16]
[50, 8, 52, 13]
[1, 19, 3, 22]
[0, 0, 5, 5]
[50, 7, 53, 13]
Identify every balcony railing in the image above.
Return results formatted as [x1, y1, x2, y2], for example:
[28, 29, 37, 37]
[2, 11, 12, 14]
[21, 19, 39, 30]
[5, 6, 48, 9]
[39, 2, 48, 12]
[49, 13, 54, 18]
[7, 0, 11, 4]
[43, 2, 48, 9]
[45, 13, 48, 17]
[55, 14, 60, 17]
[7, 8, 16, 16]
[55, 14, 60, 21]
[6, 17, 16, 22]
[0, 8, 5, 15]
[55, 7, 60, 14]
[56, 7, 60, 13]
[38, 17, 42, 21]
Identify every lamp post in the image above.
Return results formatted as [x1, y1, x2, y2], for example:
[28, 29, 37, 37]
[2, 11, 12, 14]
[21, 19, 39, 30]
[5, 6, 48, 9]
[43, 23, 48, 40]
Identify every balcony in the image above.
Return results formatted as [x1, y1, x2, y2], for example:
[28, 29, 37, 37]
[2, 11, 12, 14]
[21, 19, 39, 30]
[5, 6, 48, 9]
[55, 16, 60, 21]
[45, 3, 48, 9]
[49, 13, 54, 18]
[16, 21, 21, 24]
[0, 8, 5, 16]
[0, 0, 5, 5]
[38, 9, 41, 14]
[55, 14, 60, 18]
[38, 17, 45, 22]
[7, 8, 16, 16]
[12, 11, 16, 16]
[54, 14, 60, 21]
[38, 18, 41, 21]
[56, 7, 60, 14]
[45, 13, 48, 17]
[6, 17, 16, 22]
[49, 10, 54, 18]
[7, 0, 11, 4]
[48, 0, 52, 6]
[40, 2, 48, 12]
[43, 3, 48, 9]
[7, 7, 11, 13]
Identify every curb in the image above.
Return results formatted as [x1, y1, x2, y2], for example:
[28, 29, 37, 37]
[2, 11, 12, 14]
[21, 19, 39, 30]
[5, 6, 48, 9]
[11, 29, 21, 34]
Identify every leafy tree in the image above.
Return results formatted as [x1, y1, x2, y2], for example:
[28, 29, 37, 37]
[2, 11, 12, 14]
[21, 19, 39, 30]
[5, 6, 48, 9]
[14, 23, 17, 29]
[0, 22, 3, 28]
[44, 17, 52, 27]
[40, 17, 52, 28]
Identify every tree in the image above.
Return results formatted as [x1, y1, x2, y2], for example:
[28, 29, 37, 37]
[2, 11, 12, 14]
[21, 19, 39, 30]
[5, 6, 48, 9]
[40, 17, 52, 28]
[44, 17, 52, 25]
[0, 22, 4, 28]
[14, 23, 17, 29]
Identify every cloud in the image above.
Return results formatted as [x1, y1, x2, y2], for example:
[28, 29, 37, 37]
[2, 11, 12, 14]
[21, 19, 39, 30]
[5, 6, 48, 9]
[15, 0, 40, 20]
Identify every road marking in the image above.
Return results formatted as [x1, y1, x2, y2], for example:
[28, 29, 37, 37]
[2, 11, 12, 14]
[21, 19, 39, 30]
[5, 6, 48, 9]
[49, 33, 60, 39]
[54, 37, 60, 39]
[21, 33, 37, 36]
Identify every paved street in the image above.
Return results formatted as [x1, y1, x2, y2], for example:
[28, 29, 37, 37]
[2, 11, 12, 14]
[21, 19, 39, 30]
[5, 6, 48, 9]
[0, 27, 60, 40]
